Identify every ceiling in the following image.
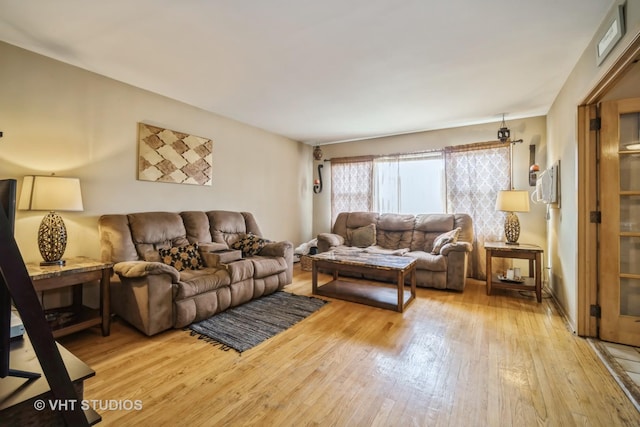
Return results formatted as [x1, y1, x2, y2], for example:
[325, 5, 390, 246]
[0, 0, 614, 144]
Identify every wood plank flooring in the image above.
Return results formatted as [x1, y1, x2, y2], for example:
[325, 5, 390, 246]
[59, 266, 640, 426]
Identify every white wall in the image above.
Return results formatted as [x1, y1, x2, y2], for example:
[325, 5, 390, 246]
[546, 0, 640, 331]
[312, 116, 548, 256]
[0, 41, 313, 264]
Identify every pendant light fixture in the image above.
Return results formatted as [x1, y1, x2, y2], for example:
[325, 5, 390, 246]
[497, 114, 523, 144]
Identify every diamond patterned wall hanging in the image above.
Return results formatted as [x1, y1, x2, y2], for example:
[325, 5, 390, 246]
[138, 123, 213, 186]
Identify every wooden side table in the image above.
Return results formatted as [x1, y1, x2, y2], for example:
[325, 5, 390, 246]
[0, 335, 101, 425]
[484, 242, 543, 303]
[26, 256, 113, 338]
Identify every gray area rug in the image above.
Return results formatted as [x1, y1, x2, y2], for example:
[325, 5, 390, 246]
[189, 291, 328, 353]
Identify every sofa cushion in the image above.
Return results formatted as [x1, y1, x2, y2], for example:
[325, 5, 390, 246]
[376, 213, 415, 249]
[207, 211, 264, 246]
[128, 212, 189, 259]
[250, 256, 288, 279]
[144, 249, 162, 262]
[333, 212, 379, 238]
[347, 223, 376, 248]
[223, 259, 255, 282]
[405, 251, 447, 271]
[231, 233, 271, 256]
[431, 228, 461, 254]
[414, 214, 455, 232]
[175, 268, 232, 299]
[363, 246, 409, 256]
[411, 214, 456, 252]
[332, 246, 367, 255]
[159, 244, 204, 271]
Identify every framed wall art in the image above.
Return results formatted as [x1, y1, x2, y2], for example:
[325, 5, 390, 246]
[138, 123, 213, 186]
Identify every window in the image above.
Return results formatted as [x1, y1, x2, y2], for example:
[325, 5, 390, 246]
[373, 152, 444, 214]
[329, 141, 511, 280]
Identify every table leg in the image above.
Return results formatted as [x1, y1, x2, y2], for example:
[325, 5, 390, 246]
[529, 259, 535, 277]
[312, 260, 318, 294]
[486, 249, 492, 295]
[410, 266, 416, 300]
[101, 268, 111, 336]
[397, 270, 404, 313]
[535, 252, 542, 303]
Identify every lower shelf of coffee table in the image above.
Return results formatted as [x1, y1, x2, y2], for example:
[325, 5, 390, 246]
[314, 279, 413, 312]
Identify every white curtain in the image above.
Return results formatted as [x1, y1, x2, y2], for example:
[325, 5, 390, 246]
[445, 142, 511, 279]
[373, 152, 445, 214]
[373, 157, 399, 213]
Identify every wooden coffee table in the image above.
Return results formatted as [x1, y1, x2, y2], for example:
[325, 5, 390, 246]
[311, 251, 416, 312]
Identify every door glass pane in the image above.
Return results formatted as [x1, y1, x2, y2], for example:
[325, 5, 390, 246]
[620, 237, 640, 275]
[620, 155, 640, 192]
[620, 195, 640, 232]
[619, 112, 640, 151]
[619, 112, 640, 316]
[620, 278, 640, 316]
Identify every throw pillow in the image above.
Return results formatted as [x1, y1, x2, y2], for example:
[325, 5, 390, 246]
[431, 227, 461, 254]
[347, 223, 376, 248]
[158, 243, 204, 271]
[231, 233, 271, 256]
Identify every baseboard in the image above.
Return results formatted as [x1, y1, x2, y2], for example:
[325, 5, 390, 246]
[588, 338, 640, 413]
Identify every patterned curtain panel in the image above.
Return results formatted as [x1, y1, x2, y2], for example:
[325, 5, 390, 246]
[445, 142, 511, 280]
[331, 158, 373, 225]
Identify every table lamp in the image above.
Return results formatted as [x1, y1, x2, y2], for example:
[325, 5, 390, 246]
[18, 175, 84, 266]
[495, 190, 530, 245]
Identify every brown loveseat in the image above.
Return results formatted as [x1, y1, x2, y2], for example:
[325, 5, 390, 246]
[98, 210, 293, 336]
[317, 212, 473, 291]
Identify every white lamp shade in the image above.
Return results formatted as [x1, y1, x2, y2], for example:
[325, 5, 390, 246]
[495, 190, 530, 213]
[18, 175, 84, 212]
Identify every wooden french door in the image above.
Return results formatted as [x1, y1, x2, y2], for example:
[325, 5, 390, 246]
[600, 97, 640, 346]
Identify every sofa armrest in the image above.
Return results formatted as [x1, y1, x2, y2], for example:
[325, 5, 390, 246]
[259, 240, 294, 284]
[111, 262, 177, 336]
[259, 240, 292, 258]
[114, 261, 180, 282]
[317, 233, 345, 252]
[444, 250, 469, 292]
[440, 241, 473, 256]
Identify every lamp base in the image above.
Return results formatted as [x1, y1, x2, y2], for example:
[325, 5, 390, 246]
[40, 259, 66, 267]
[504, 211, 521, 244]
[38, 211, 68, 266]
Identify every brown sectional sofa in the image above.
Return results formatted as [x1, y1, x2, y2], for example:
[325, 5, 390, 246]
[317, 212, 473, 291]
[98, 210, 293, 336]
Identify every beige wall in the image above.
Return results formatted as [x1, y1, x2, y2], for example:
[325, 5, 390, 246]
[546, 0, 640, 331]
[313, 116, 549, 260]
[0, 41, 313, 264]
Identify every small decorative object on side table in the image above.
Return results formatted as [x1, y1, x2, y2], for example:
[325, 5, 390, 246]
[25, 256, 113, 338]
[484, 241, 543, 303]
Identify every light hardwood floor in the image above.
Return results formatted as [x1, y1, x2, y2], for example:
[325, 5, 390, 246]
[59, 266, 640, 426]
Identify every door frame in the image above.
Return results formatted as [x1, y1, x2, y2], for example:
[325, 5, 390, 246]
[577, 32, 640, 337]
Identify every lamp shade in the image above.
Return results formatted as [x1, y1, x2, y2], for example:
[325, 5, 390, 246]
[495, 190, 530, 213]
[19, 176, 84, 212]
